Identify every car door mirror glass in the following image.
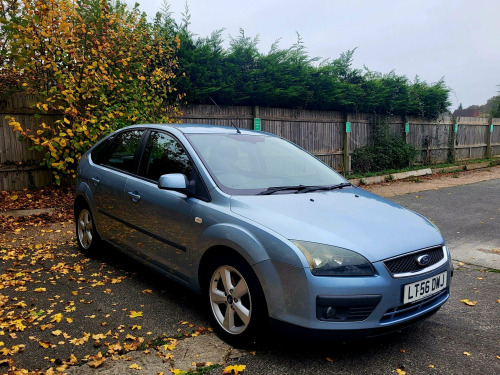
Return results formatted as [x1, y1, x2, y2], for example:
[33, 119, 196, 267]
[158, 173, 188, 192]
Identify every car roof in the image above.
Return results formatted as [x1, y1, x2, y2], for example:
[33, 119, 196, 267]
[122, 123, 270, 136]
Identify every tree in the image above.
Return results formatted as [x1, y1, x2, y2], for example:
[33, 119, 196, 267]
[2, 0, 183, 184]
[490, 86, 500, 118]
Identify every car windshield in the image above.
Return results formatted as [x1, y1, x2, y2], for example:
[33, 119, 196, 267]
[186, 133, 347, 195]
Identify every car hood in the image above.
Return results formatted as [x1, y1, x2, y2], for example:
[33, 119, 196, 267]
[230, 187, 444, 262]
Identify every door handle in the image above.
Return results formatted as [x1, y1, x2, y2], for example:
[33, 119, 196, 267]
[91, 177, 100, 186]
[128, 191, 141, 202]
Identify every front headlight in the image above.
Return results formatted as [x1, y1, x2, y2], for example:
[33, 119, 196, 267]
[291, 240, 375, 276]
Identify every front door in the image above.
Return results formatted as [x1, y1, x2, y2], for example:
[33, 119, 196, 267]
[121, 131, 197, 281]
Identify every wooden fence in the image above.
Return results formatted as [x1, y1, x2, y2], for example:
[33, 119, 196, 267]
[1, 97, 499, 190]
[181, 104, 500, 171]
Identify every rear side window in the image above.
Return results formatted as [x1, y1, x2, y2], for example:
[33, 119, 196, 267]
[91, 130, 144, 174]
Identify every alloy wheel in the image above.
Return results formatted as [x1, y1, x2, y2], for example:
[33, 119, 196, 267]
[209, 265, 252, 335]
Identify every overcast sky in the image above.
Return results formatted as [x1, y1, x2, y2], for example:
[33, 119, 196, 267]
[125, 0, 500, 109]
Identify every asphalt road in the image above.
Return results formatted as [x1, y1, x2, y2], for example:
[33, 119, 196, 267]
[1, 179, 499, 374]
[389, 178, 500, 270]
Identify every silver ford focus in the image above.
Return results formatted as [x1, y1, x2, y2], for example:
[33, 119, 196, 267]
[74, 124, 452, 344]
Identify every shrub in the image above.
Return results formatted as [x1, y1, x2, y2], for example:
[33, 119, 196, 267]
[352, 120, 417, 173]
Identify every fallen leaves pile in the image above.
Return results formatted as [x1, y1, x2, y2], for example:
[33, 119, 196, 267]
[0, 188, 74, 232]
[0, 187, 242, 375]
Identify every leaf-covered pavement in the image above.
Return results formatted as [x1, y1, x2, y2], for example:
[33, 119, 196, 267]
[0, 188, 233, 374]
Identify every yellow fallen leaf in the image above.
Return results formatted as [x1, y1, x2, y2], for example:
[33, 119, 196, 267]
[34, 288, 46, 293]
[497, 299, 500, 304]
[428, 364, 435, 368]
[142, 289, 152, 294]
[129, 363, 142, 370]
[326, 357, 333, 363]
[39, 341, 51, 348]
[223, 365, 246, 374]
[131, 325, 141, 330]
[463, 352, 471, 356]
[129, 311, 143, 318]
[65, 353, 78, 365]
[88, 352, 106, 368]
[460, 299, 478, 306]
[66, 318, 73, 323]
[396, 369, 406, 375]
[51, 330, 62, 336]
[10, 195, 18, 201]
[50, 314, 63, 323]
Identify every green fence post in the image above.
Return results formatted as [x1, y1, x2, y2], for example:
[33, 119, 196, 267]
[448, 117, 457, 163]
[343, 113, 351, 176]
[486, 117, 493, 158]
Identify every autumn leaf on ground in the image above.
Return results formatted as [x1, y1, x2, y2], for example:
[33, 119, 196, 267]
[129, 363, 142, 370]
[463, 352, 471, 356]
[64, 354, 78, 365]
[39, 341, 51, 348]
[50, 313, 63, 323]
[460, 299, 478, 306]
[88, 352, 106, 368]
[142, 289, 152, 294]
[223, 364, 247, 374]
[131, 325, 141, 330]
[34, 287, 46, 292]
[326, 357, 333, 363]
[129, 310, 143, 318]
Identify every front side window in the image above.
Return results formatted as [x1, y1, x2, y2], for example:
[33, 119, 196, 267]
[92, 130, 144, 174]
[139, 131, 209, 200]
[139, 131, 192, 181]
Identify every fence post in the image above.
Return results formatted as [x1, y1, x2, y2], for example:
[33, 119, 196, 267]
[343, 113, 351, 175]
[486, 117, 493, 158]
[448, 116, 457, 163]
[253, 106, 260, 131]
[402, 116, 409, 144]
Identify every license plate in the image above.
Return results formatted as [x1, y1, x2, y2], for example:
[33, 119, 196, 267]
[403, 271, 447, 304]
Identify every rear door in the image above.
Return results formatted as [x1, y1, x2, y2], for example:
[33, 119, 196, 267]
[89, 129, 145, 246]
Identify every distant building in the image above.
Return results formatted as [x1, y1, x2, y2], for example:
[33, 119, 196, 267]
[452, 108, 479, 117]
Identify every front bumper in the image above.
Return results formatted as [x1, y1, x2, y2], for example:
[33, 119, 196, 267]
[253, 254, 452, 335]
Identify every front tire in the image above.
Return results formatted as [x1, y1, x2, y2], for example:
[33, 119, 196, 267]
[75, 205, 101, 256]
[206, 255, 267, 346]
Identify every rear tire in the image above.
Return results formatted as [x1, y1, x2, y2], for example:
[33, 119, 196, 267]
[205, 255, 268, 346]
[75, 205, 101, 256]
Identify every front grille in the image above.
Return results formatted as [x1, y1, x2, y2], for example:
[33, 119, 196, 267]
[384, 246, 444, 276]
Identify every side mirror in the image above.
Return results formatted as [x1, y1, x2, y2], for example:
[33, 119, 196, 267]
[158, 173, 188, 193]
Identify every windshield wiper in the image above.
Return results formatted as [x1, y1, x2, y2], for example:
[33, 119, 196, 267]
[296, 182, 352, 194]
[258, 185, 308, 195]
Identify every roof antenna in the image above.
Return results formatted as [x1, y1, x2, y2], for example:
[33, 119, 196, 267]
[209, 96, 241, 134]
